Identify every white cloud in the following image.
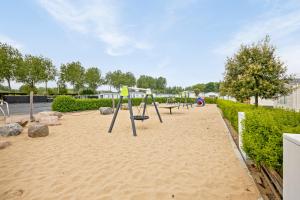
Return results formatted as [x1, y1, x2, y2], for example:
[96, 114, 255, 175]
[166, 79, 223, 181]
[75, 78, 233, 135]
[0, 34, 23, 50]
[38, 0, 151, 56]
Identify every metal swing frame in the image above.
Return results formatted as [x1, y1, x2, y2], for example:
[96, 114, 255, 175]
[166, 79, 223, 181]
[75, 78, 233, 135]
[0, 99, 10, 119]
[108, 86, 162, 136]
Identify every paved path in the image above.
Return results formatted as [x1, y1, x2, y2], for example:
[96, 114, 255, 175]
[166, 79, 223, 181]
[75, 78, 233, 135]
[0, 103, 52, 116]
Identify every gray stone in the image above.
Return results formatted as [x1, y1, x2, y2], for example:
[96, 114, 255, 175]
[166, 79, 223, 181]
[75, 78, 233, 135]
[28, 124, 49, 138]
[0, 141, 11, 149]
[39, 116, 61, 126]
[35, 111, 63, 122]
[99, 107, 113, 115]
[5, 116, 29, 127]
[0, 123, 23, 137]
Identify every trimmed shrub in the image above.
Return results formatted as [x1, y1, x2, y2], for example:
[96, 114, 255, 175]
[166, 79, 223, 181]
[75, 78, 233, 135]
[204, 97, 217, 104]
[217, 99, 300, 172]
[52, 96, 216, 113]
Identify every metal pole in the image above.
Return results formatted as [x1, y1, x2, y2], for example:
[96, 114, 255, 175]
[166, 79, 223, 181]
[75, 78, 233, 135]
[151, 95, 163, 123]
[108, 96, 123, 133]
[142, 94, 148, 119]
[128, 95, 137, 136]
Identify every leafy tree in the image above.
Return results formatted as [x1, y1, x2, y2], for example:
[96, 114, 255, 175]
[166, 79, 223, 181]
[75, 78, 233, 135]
[42, 57, 56, 94]
[15, 55, 47, 90]
[0, 42, 23, 90]
[123, 72, 136, 87]
[105, 70, 136, 91]
[191, 83, 205, 96]
[19, 84, 38, 94]
[137, 75, 156, 89]
[156, 77, 167, 90]
[204, 82, 220, 93]
[60, 61, 85, 94]
[223, 36, 292, 106]
[85, 67, 101, 92]
[165, 86, 184, 94]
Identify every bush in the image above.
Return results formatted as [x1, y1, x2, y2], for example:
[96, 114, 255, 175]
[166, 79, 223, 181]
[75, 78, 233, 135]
[52, 95, 219, 113]
[204, 97, 217, 104]
[52, 96, 171, 112]
[217, 99, 300, 172]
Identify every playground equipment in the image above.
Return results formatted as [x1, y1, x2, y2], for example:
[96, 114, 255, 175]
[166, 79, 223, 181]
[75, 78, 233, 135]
[159, 96, 180, 114]
[0, 99, 10, 119]
[196, 97, 205, 107]
[179, 91, 193, 109]
[108, 86, 162, 136]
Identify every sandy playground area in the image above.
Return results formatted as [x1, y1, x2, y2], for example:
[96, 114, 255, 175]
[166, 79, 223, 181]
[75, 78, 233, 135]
[0, 104, 259, 200]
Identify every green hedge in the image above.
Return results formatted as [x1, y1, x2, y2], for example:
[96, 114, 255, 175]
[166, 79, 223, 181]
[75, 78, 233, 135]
[52, 96, 218, 113]
[217, 99, 300, 172]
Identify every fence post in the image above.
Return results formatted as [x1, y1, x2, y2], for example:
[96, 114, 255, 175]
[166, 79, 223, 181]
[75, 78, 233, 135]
[283, 133, 300, 200]
[30, 91, 34, 122]
[238, 112, 247, 160]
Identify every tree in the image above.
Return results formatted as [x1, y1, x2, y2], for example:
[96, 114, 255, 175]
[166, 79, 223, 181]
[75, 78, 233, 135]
[42, 57, 56, 94]
[222, 36, 292, 106]
[137, 75, 156, 89]
[60, 61, 85, 94]
[191, 83, 205, 96]
[204, 82, 220, 93]
[0, 42, 22, 90]
[15, 55, 47, 90]
[105, 70, 136, 91]
[85, 67, 101, 92]
[122, 72, 136, 88]
[156, 77, 167, 91]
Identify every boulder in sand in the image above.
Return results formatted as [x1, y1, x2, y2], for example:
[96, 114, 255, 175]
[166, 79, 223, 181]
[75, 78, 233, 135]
[35, 111, 63, 122]
[5, 117, 29, 127]
[99, 107, 113, 115]
[28, 124, 49, 138]
[39, 116, 61, 126]
[0, 123, 23, 137]
[0, 141, 11, 149]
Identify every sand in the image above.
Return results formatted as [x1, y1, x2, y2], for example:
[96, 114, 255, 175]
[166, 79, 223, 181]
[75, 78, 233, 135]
[0, 105, 259, 200]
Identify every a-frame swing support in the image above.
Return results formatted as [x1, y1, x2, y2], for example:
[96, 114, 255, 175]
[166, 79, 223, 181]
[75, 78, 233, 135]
[108, 86, 162, 136]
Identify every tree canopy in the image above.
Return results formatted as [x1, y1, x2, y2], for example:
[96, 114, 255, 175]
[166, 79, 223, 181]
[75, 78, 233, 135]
[60, 61, 85, 93]
[85, 67, 102, 92]
[222, 36, 292, 106]
[0, 42, 22, 90]
[105, 70, 136, 91]
[15, 55, 49, 90]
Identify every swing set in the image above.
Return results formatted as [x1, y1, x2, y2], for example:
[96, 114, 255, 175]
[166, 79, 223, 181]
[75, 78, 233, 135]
[108, 86, 162, 136]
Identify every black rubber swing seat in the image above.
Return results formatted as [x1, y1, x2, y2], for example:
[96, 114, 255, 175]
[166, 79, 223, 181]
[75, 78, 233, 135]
[133, 115, 149, 120]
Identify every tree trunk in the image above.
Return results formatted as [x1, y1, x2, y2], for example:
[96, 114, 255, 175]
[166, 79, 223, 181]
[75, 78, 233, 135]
[45, 81, 48, 95]
[255, 95, 259, 107]
[6, 79, 11, 91]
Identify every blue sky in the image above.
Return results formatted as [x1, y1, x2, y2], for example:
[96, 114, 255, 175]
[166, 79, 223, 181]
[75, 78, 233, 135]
[1, 0, 300, 89]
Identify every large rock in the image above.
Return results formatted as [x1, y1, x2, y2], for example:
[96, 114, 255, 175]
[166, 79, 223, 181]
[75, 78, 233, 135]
[28, 124, 49, 138]
[0, 123, 23, 137]
[0, 141, 11, 149]
[39, 116, 61, 126]
[35, 111, 63, 122]
[99, 107, 113, 115]
[5, 116, 29, 127]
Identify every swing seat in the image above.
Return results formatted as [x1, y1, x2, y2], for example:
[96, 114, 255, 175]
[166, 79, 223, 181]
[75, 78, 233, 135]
[133, 115, 149, 120]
